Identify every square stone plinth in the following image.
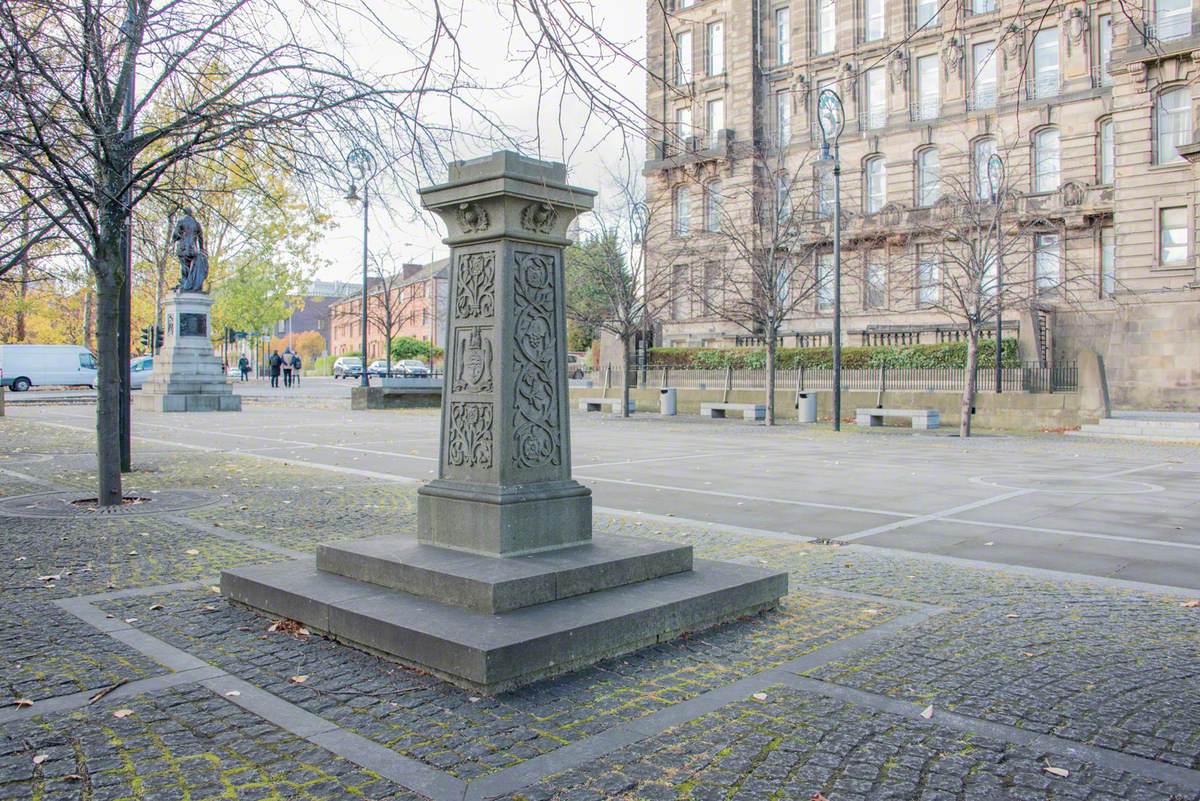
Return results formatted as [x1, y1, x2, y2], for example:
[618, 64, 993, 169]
[221, 556, 787, 694]
[134, 393, 241, 412]
[315, 533, 694, 613]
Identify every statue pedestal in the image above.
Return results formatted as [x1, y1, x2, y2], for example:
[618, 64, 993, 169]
[222, 152, 784, 693]
[133, 292, 241, 413]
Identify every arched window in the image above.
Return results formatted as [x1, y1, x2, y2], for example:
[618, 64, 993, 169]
[674, 186, 691, 235]
[864, 156, 886, 213]
[1033, 128, 1060, 193]
[1098, 118, 1114, 184]
[1155, 86, 1191, 164]
[916, 148, 940, 207]
[972, 137, 997, 201]
[705, 180, 723, 232]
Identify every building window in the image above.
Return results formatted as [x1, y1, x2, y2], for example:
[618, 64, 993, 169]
[1033, 128, 1060, 193]
[818, 166, 835, 216]
[818, 0, 836, 54]
[776, 173, 790, 219]
[1099, 118, 1114, 185]
[775, 90, 792, 147]
[776, 7, 791, 63]
[915, 0, 938, 28]
[676, 30, 693, 84]
[971, 41, 997, 109]
[1101, 226, 1116, 295]
[866, 257, 887, 308]
[1098, 15, 1113, 86]
[863, 67, 886, 129]
[972, 0, 997, 14]
[982, 253, 998, 297]
[1155, 87, 1191, 165]
[973, 137, 997, 201]
[706, 98, 725, 148]
[700, 178, 720, 231]
[1035, 233, 1061, 291]
[1155, 0, 1192, 40]
[675, 106, 693, 144]
[1031, 28, 1059, 99]
[680, 0, 695, 7]
[917, 247, 940, 306]
[865, 0, 885, 41]
[916, 148, 940, 207]
[707, 21, 725, 76]
[674, 186, 691, 236]
[703, 262, 722, 312]
[915, 54, 939, 120]
[864, 156, 886, 213]
[817, 252, 834, 311]
[1160, 206, 1188, 264]
[671, 265, 688, 319]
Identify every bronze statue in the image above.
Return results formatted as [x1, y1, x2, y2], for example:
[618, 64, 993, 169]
[171, 209, 209, 292]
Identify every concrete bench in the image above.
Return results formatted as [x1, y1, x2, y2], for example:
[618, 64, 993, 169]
[700, 403, 766, 422]
[856, 408, 940, 430]
[578, 397, 635, 414]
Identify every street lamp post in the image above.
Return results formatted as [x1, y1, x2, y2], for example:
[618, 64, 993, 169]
[344, 147, 378, 388]
[817, 89, 845, 431]
[987, 153, 1005, 395]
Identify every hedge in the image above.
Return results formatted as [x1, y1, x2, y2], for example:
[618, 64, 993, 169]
[647, 339, 1021, 370]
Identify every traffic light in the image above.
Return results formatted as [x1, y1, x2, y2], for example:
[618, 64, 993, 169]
[139, 325, 164, 352]
[139, 325, 153, 350]
[154, 326, 164, 351]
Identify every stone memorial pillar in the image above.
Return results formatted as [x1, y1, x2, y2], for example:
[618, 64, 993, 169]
[133, 290, 241, 412]
[222, 153, 786, 694]
[415, 151, 593, 555]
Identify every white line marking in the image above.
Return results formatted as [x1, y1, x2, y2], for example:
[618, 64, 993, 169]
[575, 452, 736, 470]
[942, 516, 1200, 551]
[837, 490, 1035, 542]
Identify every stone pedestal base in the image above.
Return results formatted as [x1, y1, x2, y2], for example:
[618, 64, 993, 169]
[136, 291, 240, 413]
[221, 535, 786, 694]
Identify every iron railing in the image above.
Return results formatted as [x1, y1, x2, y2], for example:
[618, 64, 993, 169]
[1146, 12, 1192, 42]
[580, 362, 1078, 394]
[910, 97, 941, 122]
[1026, 73, 1061, 101]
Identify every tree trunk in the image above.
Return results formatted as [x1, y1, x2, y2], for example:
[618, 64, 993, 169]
[960, 328, 979, 438]
[82, 289, 95, 349]
[621, 336, 631, 418]
[16, 205, 30, 341]
[765, 334, 777, 426]
[93, 243, 125, 506]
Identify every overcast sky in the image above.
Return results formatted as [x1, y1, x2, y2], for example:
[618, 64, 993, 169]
[315, 1, 647, 284]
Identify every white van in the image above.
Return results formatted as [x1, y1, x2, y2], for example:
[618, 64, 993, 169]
[0, 344, 98, 392]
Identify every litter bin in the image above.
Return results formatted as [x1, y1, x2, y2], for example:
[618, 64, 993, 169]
[659, 388, 677, 416]
[796, 392, 817, 423]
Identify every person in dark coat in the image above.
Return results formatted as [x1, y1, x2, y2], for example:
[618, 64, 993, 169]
[281, 348, 296, 387]
[237, 354, 250, 382]
[268, 350, 282, 388]
[293, 354, 302, 386]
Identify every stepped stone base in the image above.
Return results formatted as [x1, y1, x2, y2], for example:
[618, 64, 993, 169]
[134, 392, 241, 412]
[222, 550, 787, 694]
[137, 290, 240, 413]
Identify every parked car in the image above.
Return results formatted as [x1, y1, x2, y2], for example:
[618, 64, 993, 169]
[395, 359, 430, 377]
[130, 356, 154, 389]
[332, 356, 363, 379]
[566, 353, 587, 380]
[0, 344, 98, 392]
[366, 360, 390, 378]
[226, 365, 241, 378]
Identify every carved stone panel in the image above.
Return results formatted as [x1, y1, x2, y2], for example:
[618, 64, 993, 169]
[179, 313, 207, 337]
[455, 253, 495, 319]
[511, 251, 562, 469]
[453, 327, 494, 393]
[521, 202, 559, 234]
[448, 402, 493, 469]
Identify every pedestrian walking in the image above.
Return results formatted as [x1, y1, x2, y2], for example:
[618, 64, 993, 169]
[238, 354, 250, 382]
[281, 348, 295, 388]
[293, 354, 302, 386]
[268, 350, 282, 388]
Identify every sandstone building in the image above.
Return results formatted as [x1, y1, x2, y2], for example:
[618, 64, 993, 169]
[329, 260, 449, 361]
[644, 0, 1200, 408]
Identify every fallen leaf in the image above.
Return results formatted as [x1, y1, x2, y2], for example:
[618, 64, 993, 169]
[13, 699, 33, 708]
[1182, 600, 1200, 608]
[209, 586, 221, 594]
[984, 541, 994, 546]
[127, 551, 138, 556]
[88, 681, 127, 704]
[149, 604, 164, 611]
[32, 754, 48, 765]
[920, 705, 934, 719]
[185, 549, 200, 556]
[290, 675, 308, 684]
[112, 709, 135, 718]
[1021, 652, 1035, 658]
[202, 605, 218, 612]
[63, 774, 82, 781]
[1043, 764, 1070, 778]
[812, 794, 831, 801]
[37, 575, 60, 582]
[124, 618, 138, 624]
[861, 608, 881, 616]
[751, 692, 768, 702]
[1005, 614, 1019, 619]
[224, 691, 241, 697]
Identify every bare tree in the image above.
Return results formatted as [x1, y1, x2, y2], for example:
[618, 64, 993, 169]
[0, 0, 659, 505]
[886, 144, 1093, 437]
[334, 252, 424, 377]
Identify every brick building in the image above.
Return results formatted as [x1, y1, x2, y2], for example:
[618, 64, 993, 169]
[644, 0, 1200, 408]
[328, 260, 449, 361]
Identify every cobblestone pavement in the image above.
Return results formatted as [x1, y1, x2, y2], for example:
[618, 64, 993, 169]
[1, 417, 1199, 801]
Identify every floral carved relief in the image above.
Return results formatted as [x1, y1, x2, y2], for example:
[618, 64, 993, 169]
[448, 402, 493, 469]
[511, 251, 562, 469]
[455, 253, 495, 319]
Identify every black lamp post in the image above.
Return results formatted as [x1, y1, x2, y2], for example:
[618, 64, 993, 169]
[344, 147, 377, 388]
[817, 88, 845, 430]
[987, 153, 1005, 395]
